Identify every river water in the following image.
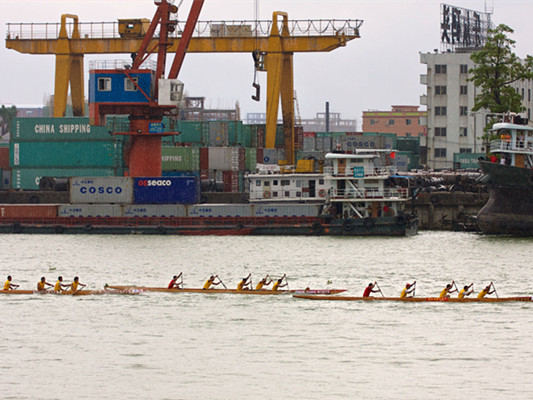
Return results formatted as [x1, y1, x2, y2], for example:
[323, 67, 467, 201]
[1, 231, 532, 399]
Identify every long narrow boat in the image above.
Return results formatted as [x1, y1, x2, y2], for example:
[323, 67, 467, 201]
[0, 289, 140, 296]
[293, 294, 533, 303]
[106, 285, 346, 295]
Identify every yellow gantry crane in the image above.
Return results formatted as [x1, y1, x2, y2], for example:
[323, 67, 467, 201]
[6, 12, 362, 164]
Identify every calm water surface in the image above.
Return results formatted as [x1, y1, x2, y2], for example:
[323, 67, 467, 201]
[1, 231, 532, 399]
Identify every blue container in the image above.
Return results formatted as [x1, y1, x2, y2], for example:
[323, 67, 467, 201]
[133, 177, 200, 204]
[89, 70, 154, 103]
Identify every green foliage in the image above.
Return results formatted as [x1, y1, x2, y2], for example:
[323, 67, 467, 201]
[0, 105, 18, 137]
[469, 24, 533, 115]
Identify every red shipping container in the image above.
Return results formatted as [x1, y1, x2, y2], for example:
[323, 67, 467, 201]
[0, 147, 9, 169]
[199, 147, 209, 170]
[222, 170, 239, 193]
[238, 147, 245, 171]
[0, 205, 58, 218]
[256, 148, 264, 164]
[257, 126, 265, 148]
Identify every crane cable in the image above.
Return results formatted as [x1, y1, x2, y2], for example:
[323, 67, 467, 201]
[251, 0, 260, 101]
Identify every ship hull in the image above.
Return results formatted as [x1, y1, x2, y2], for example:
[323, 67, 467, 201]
[477, 161, 533, 235]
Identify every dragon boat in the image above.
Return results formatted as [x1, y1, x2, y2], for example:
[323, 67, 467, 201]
[106, 285, 345, 295]
[292, 294, 532, 302]
[0, 288, 140, 295]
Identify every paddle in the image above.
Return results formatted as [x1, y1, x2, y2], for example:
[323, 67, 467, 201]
[283, 274, 290, 291]
[453, 281, 460, 295]
[412, 281, 417, 297]
[217, 276, 227, 289]
[491, 281, 499, 298]
[375, 281, 385, 297]
[73, 285, 86, 296]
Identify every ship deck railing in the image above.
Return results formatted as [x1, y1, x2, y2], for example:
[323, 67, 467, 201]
[489, 139, 533, 154]
[331, 188, 409, 200]
[324, 166, 397, 177]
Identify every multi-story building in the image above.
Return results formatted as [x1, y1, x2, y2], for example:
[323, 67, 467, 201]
[362, 106, 426, 137]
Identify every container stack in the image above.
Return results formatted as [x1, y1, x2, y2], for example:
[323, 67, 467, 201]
[10, 117, 124, 189]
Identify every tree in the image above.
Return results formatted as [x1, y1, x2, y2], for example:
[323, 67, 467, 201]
[469, 24, 533, 115]
[0, 105, 18, 138]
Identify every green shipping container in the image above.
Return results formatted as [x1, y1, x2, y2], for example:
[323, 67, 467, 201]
[10, 141, 123, 168]
[453, 152, 485, 169]
[245, 147, 257, 171]
[161, 146, 200, 171]
[12, 117, 113, 141]
[11, 167, 119, 190]
[397, 137, 421, 155]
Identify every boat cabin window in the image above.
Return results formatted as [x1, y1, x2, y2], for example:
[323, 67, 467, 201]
[124, 77, 138, 91]
[281, 179, 290, 186]
[98, 78, 111, 91]
[319, 179, 324, 184]
[273, 180, 279, 186]
[296, 181, 302, 187]
[255, 180, 261, 187]
[285, 191, 290, 197]
[263, 181, 270, 187]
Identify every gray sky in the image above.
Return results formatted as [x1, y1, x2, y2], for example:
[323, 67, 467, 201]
[1, 0, 532, 128]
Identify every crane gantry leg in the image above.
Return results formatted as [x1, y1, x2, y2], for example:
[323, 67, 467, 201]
[265, 12, 295, 165]
[53, 14, 85, 117]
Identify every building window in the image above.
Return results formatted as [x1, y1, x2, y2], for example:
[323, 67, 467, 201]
[460, 85, 468, 95]
[522, 88, 525, 99]
[370, 119, 377, 125]
[435, 65, 447, 74]
[406, 119, 412, 125]
[124, 77, 138, 92]
[435, 86, 447, 95]
[387, 119, 395, 126]
[460, 106, 468, 116]
[434, 148, 447, 158]
[460, 64, 468, 74]
[406, 132, 411, 137]
[460, 148, 472, 153]
[529, 89, 531, 102]
[460, 127, 468, 137]
[435, 107, 447, 116]
[435, 127, 447, 137]
[98, 78, 111, 91]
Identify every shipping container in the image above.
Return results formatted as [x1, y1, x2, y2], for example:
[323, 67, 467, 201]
[302, 131, 316, 152]
[133, 177, 200, 204]
[188, 204, 252, 217]
[169, 120, 204, 144]
[253, 204, 320, 217]
[244, 147, 257, 172]
[1, 169, 9, 189]
[394, 151, 413, 172]
[208, 147, 244, 171]
[341, 135, 383, 152]
[315, 132, 332, 152]
[12, 168, 119, 190]
[70, 177, 134, 204]
[12, 117, 113, 141]
[208, 121, 229, 146]
[0, 204, 58, 218]
[261, 148, 285, 165]
[10, 141, 123, 168]
[123, 204, 187, 217]
[161, 146, 200, 171]
[58, 204, 123, 217]
[453, 152, 485, 169]
[222, 170, 241, 193]
[0, 146, 9, 169]
[162, 170, 201, 178]
[397, 137, 421, 155]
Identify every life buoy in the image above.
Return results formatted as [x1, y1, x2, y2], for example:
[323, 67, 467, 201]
[156, 225, 167, 234]
[318, 189, 327, 197]
[311, 222, 324, 235]
[83, 224, 93, 231]
[263, 191, 271, 198]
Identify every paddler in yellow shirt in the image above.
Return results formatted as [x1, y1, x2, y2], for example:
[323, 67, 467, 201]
[54, 276, 70, 292]
[236, 274, 252, 291]
[400, 281, 416, 298]
[478, 283, 496, 299]
[37, 276, 54, 291]
[255, 275, 272, 291]
[272, 275, 288, 292]
[458, 283, 474, 299]
[203, 275, 223, 290]
[439, 281, 457, 299]
[70, 277, 86, 292]
[3, 276, 19, 290]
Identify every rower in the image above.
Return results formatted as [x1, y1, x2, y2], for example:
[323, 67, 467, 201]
[363, 282, 380, 297]
[71, 277, 86, 292]
[3, 276, 19, 290]
[236, 274, 252, 291]
[54, 276, 70, 292]
[400, 281, 416, 298]
[458, 283, 474, 299]
[439, 281, 457, 299]
[203, 275, 222, 290]
[478, 283, 495, 299]
[168, 273, 183, 289]
[255, 275, 272, 290]
[272, 275, 288, 291]
[37, 277, 53, 291]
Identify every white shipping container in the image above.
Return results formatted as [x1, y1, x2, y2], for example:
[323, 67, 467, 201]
[253, 204, 320, 217]
[188, 204, 253, 217]
[208, 147, 241, 171]
[58, 204, 123, 217]
[70, 177, 133, 204]
[123, 204, 187, 217]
